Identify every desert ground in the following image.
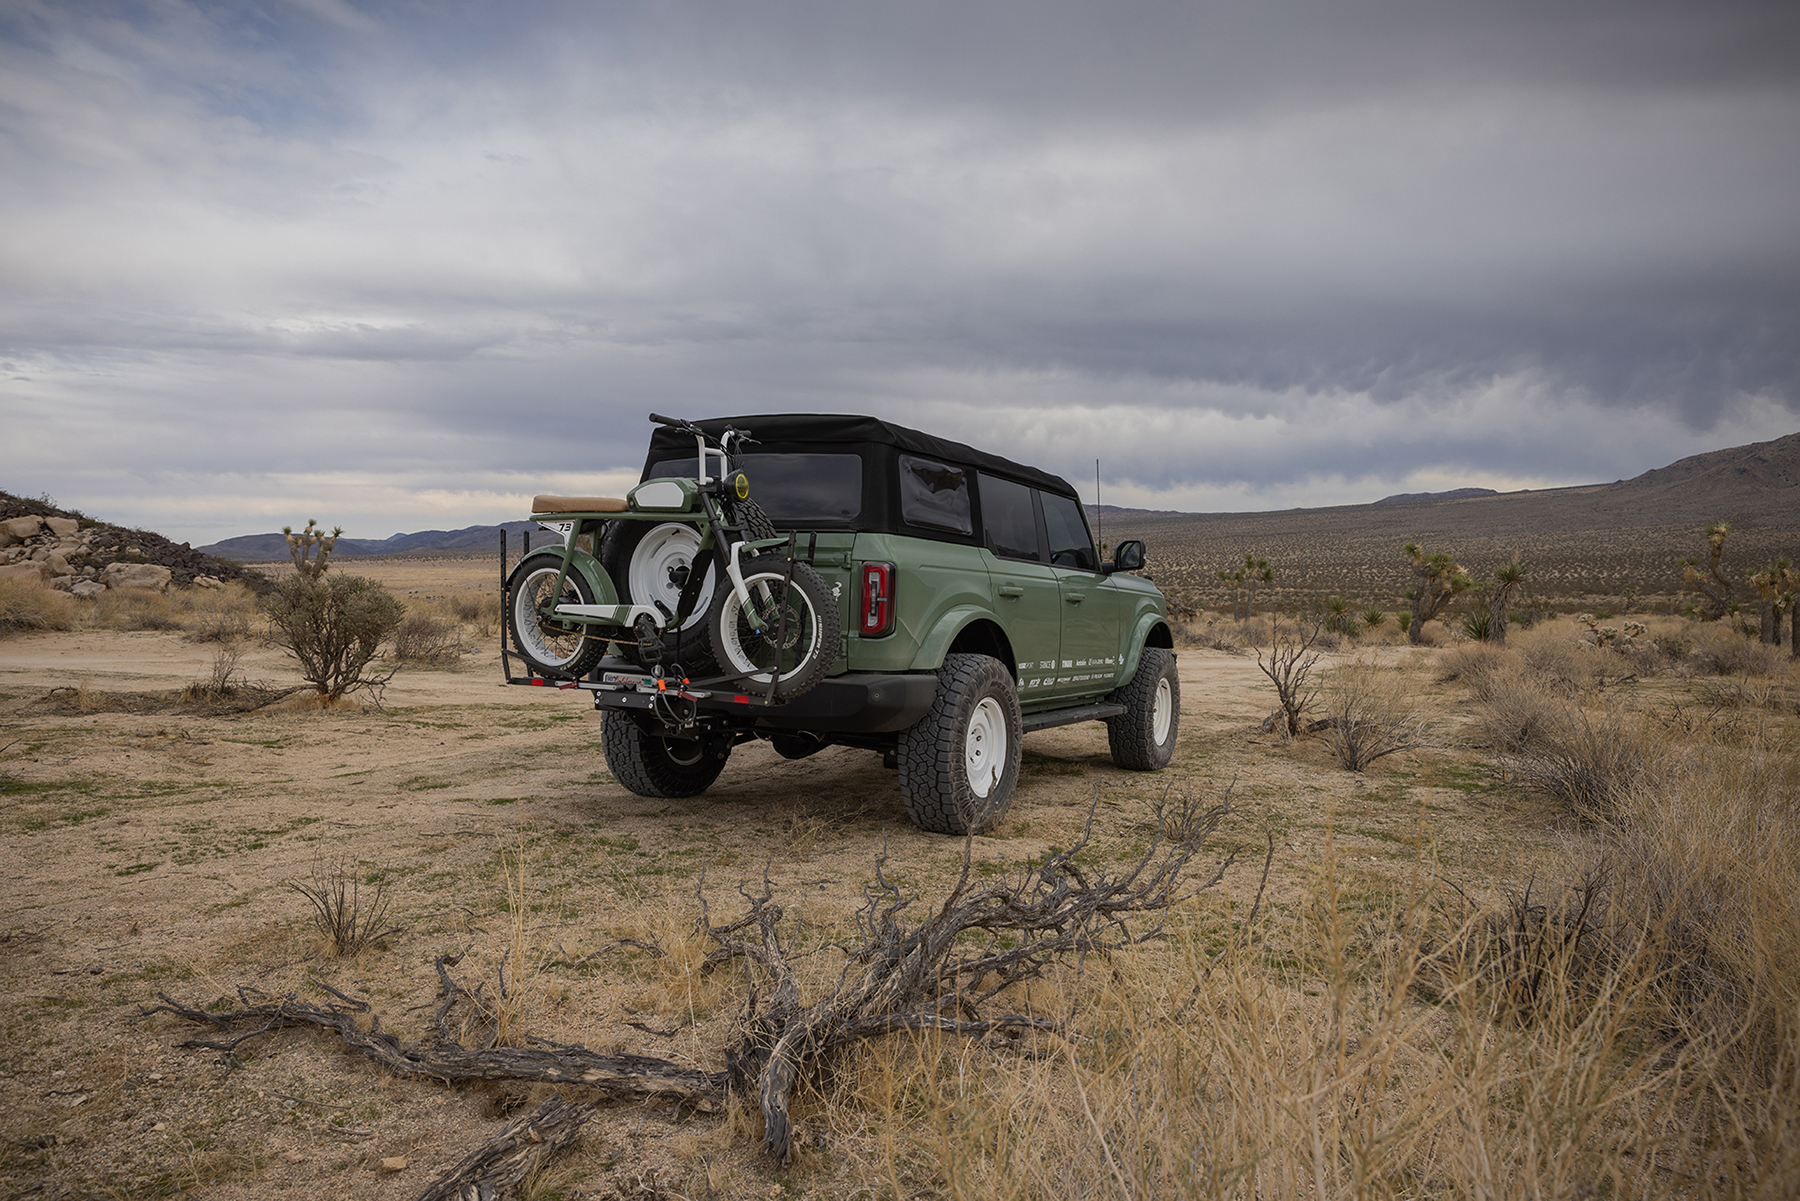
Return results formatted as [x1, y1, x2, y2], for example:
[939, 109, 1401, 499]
[1, 555, 1792, 1198]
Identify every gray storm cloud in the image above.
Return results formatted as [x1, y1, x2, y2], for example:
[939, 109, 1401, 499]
[1, 0, 1796, 541]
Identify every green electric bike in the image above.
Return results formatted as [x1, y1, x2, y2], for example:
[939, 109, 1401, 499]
[503, 414, 841, 699]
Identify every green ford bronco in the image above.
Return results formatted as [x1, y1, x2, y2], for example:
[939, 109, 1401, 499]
[503, 413, 1178, 835]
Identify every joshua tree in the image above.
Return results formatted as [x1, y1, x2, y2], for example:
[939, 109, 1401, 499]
[1485, 555, 1529, 647]
[1217, 565, 1245, 620]
[1241, 552, 1274, 618]
[1402, 542, 1473, 645]
[1784, 561, 1800, 658]
[1749, 558, 1791, 646]
[285, 519, 343, 580]
[1678, 521, 1734, 621]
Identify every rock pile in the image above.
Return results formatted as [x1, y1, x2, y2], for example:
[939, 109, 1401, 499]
[0, 493, 269, 597]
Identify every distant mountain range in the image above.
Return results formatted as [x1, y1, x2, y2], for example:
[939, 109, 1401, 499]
[198, 521, 545, 561]
[198, 432, 1800, 565]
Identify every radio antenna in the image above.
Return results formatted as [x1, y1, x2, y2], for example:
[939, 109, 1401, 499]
[1095, 459, 1102, 553]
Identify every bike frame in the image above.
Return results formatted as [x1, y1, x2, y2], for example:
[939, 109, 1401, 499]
[518, 421, 787, 641]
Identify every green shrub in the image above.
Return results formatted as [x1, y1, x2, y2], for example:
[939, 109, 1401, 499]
[1461, 608, 1492, 641]
[267, 575, 405, 699]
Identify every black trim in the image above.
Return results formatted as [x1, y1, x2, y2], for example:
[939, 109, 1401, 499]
[589, 670, 939, 735]
[1020, 702, 1126, 733]
[643, 414, 1080, 499]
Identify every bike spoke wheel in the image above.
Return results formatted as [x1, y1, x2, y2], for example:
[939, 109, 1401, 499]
[708, 555, 840, 699]
[506, 562, 604, 677]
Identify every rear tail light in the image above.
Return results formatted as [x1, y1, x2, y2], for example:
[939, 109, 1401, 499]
[859, 561, 895, 637]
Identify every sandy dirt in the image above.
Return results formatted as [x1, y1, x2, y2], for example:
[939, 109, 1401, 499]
[0, 559, 1579, 1198]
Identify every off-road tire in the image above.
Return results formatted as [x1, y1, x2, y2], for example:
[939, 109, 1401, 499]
[897, 653, 1022, 835]
[708, 554, 840, 700]
[598, 521, 720, 675]
[506, 559, 607, 679]
[1106, 647, 1179, 770]
[601, 711, 729, 798]
[726, 498, 777, 541]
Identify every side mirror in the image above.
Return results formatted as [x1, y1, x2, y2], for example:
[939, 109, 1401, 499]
[1109, 540, 1145, 573]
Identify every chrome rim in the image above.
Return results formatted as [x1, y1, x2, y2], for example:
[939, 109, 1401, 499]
[627, 523, 713, 632]
[965, 696, 1007, 799]
[514, 566, 588, 667]
[717, 572, 820, 684]
[1152, 677, 1173, 745]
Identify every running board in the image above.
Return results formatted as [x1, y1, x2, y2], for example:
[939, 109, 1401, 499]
[1021, 702, 1125, 733]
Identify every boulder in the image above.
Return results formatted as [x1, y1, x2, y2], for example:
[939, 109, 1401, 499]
[101, 562, 173, 592]
[192, 575, 224, 590]
[44, 517, 79, 537]
[47, 552, 73, 577]
[0, 515, 43, 540]
[70, 579, 107, 599]
[0, 561, 49, 586]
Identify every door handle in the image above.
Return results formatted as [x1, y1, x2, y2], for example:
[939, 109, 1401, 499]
[1065, 592, 1085, 603]
[997, 585, 1025, 598]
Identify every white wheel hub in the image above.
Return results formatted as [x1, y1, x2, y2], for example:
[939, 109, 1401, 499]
[628, 524, 713, 632]
[964, 696, 1008, 799]
[717, 573, 819, 684]
[1152, 677, 1173, 745]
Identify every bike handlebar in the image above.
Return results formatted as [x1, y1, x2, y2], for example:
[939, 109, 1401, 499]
[648, 413, 756, 450]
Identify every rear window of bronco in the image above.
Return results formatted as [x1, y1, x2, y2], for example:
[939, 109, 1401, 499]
[647, 452, 863, 523]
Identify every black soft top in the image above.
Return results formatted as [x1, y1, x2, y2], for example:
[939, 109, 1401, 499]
[642, 413, 1079, 499]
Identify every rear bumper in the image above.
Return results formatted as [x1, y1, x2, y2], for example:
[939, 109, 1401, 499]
[589, 669, 938, 734]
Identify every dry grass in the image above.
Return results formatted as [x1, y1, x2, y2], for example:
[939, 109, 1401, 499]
[0, 577, 75, 634]
[393, 611, 466, 663]
[1323, 657, 1427, 771]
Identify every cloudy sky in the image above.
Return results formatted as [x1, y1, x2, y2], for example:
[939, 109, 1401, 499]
[2, 0, 1797, 544]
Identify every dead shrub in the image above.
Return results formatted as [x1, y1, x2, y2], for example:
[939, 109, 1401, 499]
[1435, 641, 1511, 688]
[1688, 625, 1786, 677]
[1503, 701, 1658, 820]
[1475, 669, 1563, 751]
[290, 862, 402, 958]
[0, 577, 75, 635]
[1323, 657, 1427, 771]
[1512, 623, 1599, 693]
[394, 612, 465, 664]
[1605, 747, 1800, 1076]
[448, 589, 497, 623]
[1419, 870, 1616, 1026]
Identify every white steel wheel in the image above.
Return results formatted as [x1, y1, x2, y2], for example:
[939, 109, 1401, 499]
[964, 697, 1008, 799]
[1105, 646, 1180, 771]
[1152, 677, 1174, 745]
[626, 523, 714, 634]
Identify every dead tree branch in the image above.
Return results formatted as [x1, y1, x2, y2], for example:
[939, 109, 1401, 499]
[140, 981, 724, 1111]
[415, 1094, 596, 1201]
[706, 785, 1241, 1163]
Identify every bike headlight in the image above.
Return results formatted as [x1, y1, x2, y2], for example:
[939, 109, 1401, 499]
[733, 472, 750, 500]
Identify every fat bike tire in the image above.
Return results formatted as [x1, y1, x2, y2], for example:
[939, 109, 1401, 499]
[505, 560, 607, 679]
[707, 554, 840, 700]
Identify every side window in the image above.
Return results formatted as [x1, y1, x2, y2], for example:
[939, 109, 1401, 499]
[979, 474, 1042, 562]
[1039, 491, 1098, 571]
[899, 455, 972, 535]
